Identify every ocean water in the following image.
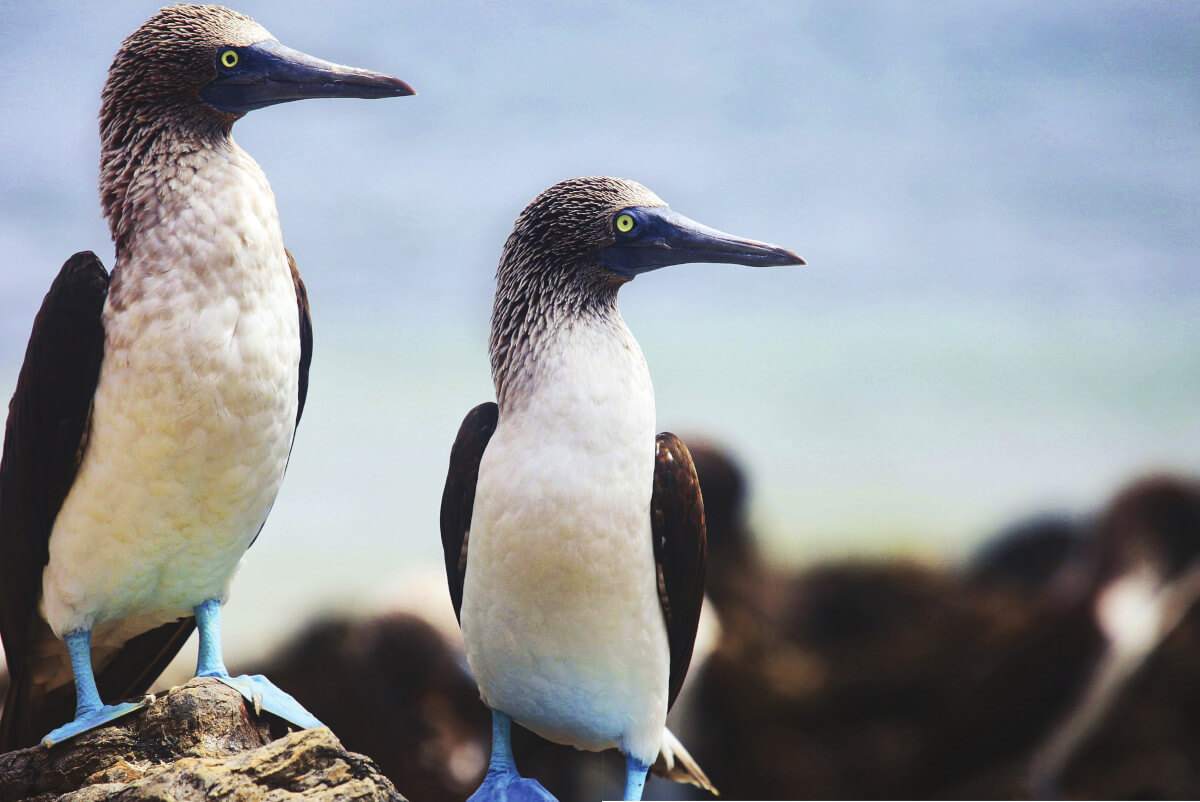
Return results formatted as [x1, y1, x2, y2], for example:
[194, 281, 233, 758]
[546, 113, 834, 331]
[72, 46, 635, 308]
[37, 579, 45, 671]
[0, 1, 1197, 660]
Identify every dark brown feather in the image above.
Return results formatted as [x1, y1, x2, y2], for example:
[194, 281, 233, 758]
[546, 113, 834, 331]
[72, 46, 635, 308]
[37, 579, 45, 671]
[440, 403, 499, 623]
[0, 252, 109, 750]
[651, 432, 707, 709]
[287, 249, 312, 427]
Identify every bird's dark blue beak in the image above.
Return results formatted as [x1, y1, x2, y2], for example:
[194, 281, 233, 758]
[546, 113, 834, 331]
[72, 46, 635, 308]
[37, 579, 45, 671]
[597, 206, 805, 279]
[200, 39, 414, 115]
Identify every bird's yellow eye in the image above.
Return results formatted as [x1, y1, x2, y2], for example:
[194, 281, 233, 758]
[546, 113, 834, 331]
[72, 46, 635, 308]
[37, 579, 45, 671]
[616, 213, 635, 233]
[220, 49, 239, 68]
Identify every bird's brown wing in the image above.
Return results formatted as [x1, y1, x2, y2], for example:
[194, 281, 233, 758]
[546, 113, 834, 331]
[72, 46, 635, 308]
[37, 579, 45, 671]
[0, 252, 198, 751]
[0, 252, 111, 750]
[440, 403, 499, 623]
[287, 249, 312, 428]
[652, 432, 708, 708]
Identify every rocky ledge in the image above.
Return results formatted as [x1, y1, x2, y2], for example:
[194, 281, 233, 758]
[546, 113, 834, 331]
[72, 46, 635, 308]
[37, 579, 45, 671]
[0, 677, 406, 802]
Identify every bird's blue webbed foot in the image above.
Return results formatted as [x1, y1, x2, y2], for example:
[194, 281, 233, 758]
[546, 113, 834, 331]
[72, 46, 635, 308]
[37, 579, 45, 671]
[467, 768, 558, 802]
[193, 598, 323, 731]
[42, 699, 147, 747]
[42, 629, 149, 747]
[41, 696, 146, 749]
[209, 673, 324, 730]
[468, 710, 558, 802]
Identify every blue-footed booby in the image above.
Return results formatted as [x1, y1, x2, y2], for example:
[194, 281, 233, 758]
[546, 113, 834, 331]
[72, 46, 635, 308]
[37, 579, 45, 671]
[441, 176, 804, 801]
[0, 4, 412, 751]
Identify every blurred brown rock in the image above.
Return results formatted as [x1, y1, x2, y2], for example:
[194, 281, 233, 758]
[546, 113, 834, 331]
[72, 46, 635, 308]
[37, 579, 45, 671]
[246, 612, 488, 802]
[964, 513, 1085, 595]
[692, 560, 1044, 799]
[689, 480, 1200, 799]
[685, 440, 759, 612]
[1057, 601, 1200, 799]
[0, 676, 405, 802]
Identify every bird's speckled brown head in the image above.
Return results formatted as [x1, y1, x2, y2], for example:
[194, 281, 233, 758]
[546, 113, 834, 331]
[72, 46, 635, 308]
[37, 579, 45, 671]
[500, 177, 667, 276]
[489, 175, 803, 403]
[497, 175, 802, 296]
[97, 4, 411, 252]
[99, 6, 273, 252]
[490, 178, 663, 404]
[101, 5, 269, 134]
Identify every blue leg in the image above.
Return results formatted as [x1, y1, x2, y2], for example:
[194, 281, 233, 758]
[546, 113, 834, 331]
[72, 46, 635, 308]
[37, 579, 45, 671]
[623, 755, 650, 801]
[467, 710, 558, 802]
[193, 598, 323, 731]
[41, 629, 147, 747]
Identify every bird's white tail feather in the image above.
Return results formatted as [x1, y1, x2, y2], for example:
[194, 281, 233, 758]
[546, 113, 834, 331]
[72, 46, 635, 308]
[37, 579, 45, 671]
[651, 727, 717, 795]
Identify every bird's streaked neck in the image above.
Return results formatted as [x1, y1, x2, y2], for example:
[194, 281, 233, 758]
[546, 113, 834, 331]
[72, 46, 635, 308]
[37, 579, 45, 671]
[489, 254, 626, 410]
[99, 99, 234, 258]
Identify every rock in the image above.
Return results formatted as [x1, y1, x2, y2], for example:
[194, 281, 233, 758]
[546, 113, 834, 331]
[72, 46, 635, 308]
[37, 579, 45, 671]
[690, 560, 1053, 799]
[0, 677, 406, 802]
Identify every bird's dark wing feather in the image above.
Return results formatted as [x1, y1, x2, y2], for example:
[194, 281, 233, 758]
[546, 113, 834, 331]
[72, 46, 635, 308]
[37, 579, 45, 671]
[287, 249, 312, 427]
[0, 252, 110, 750]
[0, 253, 199, 752]
[652, 432, 707, 709]
[440, 403, 499, 623]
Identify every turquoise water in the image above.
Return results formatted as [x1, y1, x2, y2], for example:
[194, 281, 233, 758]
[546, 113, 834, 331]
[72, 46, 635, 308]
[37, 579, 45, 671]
[1, 1, 1197, 660]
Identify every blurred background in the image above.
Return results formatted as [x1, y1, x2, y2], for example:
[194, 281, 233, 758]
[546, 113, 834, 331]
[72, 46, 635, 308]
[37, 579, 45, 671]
[1, 1, 1198, 799]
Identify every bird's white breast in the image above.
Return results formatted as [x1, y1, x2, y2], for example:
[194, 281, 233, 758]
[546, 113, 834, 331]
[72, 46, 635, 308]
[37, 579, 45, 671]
[43, 140, 301, 643]
[461, 315, 670, 764]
